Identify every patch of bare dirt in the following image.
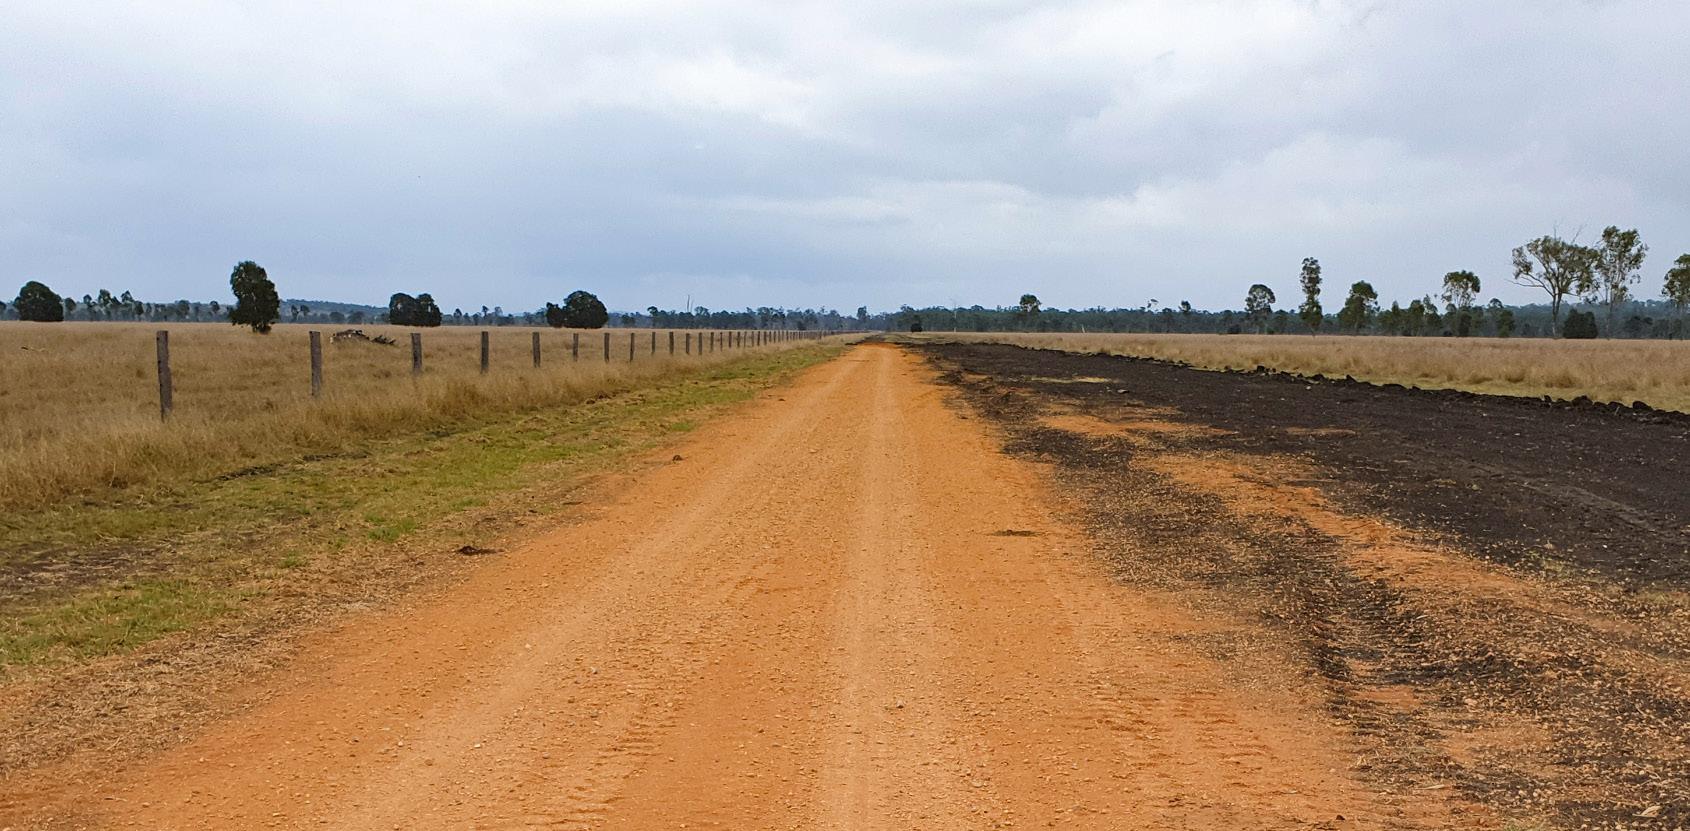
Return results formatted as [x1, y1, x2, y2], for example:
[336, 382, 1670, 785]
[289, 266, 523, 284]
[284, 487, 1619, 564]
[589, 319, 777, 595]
[923, 341, 1690, 830]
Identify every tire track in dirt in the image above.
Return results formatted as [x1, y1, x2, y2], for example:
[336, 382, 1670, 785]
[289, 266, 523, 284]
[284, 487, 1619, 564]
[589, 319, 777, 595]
[5, 343, 1460, 830]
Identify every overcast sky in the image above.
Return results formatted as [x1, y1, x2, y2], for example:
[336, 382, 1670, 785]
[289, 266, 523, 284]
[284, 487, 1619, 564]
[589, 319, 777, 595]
[4, 1, 1687, 314]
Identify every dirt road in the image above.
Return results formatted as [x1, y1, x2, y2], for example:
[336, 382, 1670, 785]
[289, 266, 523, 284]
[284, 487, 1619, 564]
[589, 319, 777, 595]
[8, 344, 1466, 829]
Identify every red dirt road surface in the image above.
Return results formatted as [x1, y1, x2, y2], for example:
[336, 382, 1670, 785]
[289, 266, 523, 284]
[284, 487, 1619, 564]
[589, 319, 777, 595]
[9, 344, 1483, 829]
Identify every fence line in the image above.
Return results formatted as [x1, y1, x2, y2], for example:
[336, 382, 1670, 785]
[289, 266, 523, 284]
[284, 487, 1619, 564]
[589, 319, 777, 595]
[149, 328, 861, 418]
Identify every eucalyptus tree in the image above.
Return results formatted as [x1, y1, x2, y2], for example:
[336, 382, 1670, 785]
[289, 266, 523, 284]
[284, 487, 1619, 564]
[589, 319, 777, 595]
[1298, 257, 1323, 333]
[1244, 284, 1276, 333]
[1664, 254, 1690, 338]
[1512, 236, 1596, 336]
[1588, 226, 1647, 337]
[1336, 281, 1378, 333]
[1441, 270, 1481, 310]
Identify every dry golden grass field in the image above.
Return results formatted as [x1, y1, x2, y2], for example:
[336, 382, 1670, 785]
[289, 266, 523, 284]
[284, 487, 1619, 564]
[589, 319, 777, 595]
[915, 331, 1690, 413]
[0, 322, 815, 512]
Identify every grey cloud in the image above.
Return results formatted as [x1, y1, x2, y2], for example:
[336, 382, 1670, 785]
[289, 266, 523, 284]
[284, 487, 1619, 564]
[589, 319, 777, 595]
[3, 0, 1687, 313]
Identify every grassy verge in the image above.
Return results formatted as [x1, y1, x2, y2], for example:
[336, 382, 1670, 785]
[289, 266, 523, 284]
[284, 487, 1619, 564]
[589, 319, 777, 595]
[0, 323, 823, 512]
[0, 343, 845, 669]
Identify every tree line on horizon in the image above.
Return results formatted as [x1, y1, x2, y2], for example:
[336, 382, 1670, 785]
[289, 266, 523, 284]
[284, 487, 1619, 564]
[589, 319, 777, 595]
[7, 229, 1690, 338]
[1, 262, 868, 332]
[897, 227, 1689, 340]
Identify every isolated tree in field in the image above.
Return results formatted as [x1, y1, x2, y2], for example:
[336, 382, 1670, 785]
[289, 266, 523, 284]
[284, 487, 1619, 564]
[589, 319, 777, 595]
[1336, 281, 1378, 333]
[565, 290, 609, 329]
[1588, 226, 1647, 337]
[545, 291, 608, 329]
[13, 281, 65, 322]
[1298, 258, 1322, 333]
[1512, 236, 1595, 336]
[229, 260, 280, 333]
[1244, 284, 1276, 333]
[1440, 270, 1481, 310]
[388, 292, 444, 326]
[1664, 254, 1690, 338]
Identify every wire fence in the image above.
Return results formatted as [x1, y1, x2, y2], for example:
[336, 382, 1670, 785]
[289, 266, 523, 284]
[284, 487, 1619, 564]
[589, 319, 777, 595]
[150, 327, 856, 421]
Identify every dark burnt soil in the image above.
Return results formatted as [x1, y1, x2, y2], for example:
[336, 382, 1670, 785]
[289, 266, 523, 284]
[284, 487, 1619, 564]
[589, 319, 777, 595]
[928, 342, 1690, 586]
[920, 342, 1690, 831]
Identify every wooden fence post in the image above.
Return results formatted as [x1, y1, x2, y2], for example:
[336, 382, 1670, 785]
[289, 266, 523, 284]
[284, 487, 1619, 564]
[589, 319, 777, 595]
[650, 331, 657, 355]
[309, 331, 324, 398]
[669, 331, 675, 354]
[411, 332, 423, 376]
[628, 332, 635, 361]
[479, 331, 490, 374]
[572, 332, 579, 360]
[685, 332, 692, 354]
[155, 330, 173, 421]
[532, 331, 541, 368]
[603, 331, 610, 362]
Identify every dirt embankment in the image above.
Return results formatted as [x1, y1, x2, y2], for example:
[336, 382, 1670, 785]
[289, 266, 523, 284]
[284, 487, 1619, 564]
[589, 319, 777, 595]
[4, 343, 1470, 830]
[922, 341, 1690, 830]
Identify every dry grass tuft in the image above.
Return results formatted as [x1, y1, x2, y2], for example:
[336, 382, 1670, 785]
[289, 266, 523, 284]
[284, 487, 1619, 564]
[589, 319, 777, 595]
[913, 332, 1690, 413]
[0, 323, 825, 511]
